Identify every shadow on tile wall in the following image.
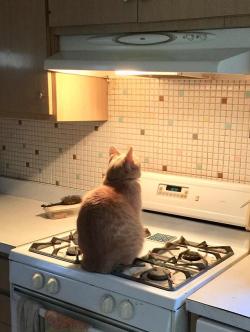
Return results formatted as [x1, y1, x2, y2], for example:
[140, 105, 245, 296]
[0, 77, 250, 190]
[0, 119, 106, 189]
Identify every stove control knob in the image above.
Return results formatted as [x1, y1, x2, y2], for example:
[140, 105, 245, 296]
[46, 277, 60, 294]
[118, 300, 134, 320]
[100, 295, 116, 314]
[32, 273, 44, 290]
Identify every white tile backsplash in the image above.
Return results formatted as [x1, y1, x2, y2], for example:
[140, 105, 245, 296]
[0, 77, 250, 190]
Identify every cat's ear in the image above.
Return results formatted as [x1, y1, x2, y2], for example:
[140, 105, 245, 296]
[125, 147, 133, 163]
[124, 147, 135, 171]
[109, 146, 120, 162]
[109, 146, 120, 157]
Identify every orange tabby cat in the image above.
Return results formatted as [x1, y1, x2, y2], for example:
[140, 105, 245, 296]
[77, 146, 144, 273]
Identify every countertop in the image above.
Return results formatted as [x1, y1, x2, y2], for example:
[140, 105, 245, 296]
[0, 176, 84, 254]
[187, 255, 250, 331]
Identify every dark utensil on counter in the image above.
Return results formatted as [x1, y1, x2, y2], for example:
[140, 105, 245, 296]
[41, 195, 82, 208]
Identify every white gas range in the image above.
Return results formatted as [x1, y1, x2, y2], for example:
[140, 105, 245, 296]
[9, 172, 250, 332]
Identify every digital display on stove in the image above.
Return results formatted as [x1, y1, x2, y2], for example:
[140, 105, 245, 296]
[166, 185, 182, 192]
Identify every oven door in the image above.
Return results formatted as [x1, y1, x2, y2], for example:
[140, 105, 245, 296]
[11, 286, 145, 332]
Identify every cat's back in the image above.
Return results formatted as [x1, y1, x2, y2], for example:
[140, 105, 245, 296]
[78, 184, 135, 225]
[80, 184, 126, 210]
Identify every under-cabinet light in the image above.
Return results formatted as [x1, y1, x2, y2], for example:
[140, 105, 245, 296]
[115, 70, 178, 76]
[47, 69, 180, 78]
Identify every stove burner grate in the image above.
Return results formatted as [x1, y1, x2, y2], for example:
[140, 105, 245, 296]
[29, 231, 82, 264]
[29, 231, 234, 292]
[112, 236, 234, 291]
[112, 258, 194, 291]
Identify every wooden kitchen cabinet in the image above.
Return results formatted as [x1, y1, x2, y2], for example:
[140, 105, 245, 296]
[0, 322, 11, 332]
[138, 0, 250, 23]
[0, 0, 11, 117]
[48, 72, 108, 122]
[48, 0, 138, 27]
[0, 0, 49, 119]
[0, 256, 9, 292]
[0, 255, 11, 331]
[48, 0, 250, 32]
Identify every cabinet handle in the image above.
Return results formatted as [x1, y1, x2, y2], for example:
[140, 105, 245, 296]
[123, 0, 129, 2]
[39, 92, 44, 99]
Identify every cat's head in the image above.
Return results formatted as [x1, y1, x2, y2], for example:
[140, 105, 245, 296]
[105, 146, 141, 183]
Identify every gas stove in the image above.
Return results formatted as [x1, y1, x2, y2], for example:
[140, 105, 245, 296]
[28, 230, 234, 292]
[9, 172, 250, 332]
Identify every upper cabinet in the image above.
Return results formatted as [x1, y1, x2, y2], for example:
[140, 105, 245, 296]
[138, 0, 250, 23]
[0, 0, 10, 116]
[48, 72, 108, 122]
[0, 0, 108, 122]
[48, 0, 138, 27]
[0, 0, 49, 119]
[48, 0, 250, 29]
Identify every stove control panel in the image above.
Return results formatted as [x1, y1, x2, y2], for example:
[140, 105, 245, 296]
[31, 273, 60, 294]
[118, 300, 134, 320]
[100, 295, 134, 320]
[100, 295, 116, 314]
[46, 277, 60, 294]
[32, 272, 44, 290]
[157, 183, 189, 199]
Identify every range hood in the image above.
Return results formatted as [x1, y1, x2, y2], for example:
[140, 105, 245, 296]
[44, 28, 250, 78]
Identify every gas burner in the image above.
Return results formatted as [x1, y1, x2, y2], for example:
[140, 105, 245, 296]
[66, 246, 81, 256]
[144, 267, 171, 281]
[181, 250, 203, 262]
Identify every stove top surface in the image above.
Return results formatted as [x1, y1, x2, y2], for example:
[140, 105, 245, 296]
[28, 229, 234, 291]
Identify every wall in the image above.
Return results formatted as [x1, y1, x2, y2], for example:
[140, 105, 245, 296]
[0, 78, 250, 191]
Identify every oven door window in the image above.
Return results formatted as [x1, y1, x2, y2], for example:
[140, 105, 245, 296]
[13, 287, 143, 332]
